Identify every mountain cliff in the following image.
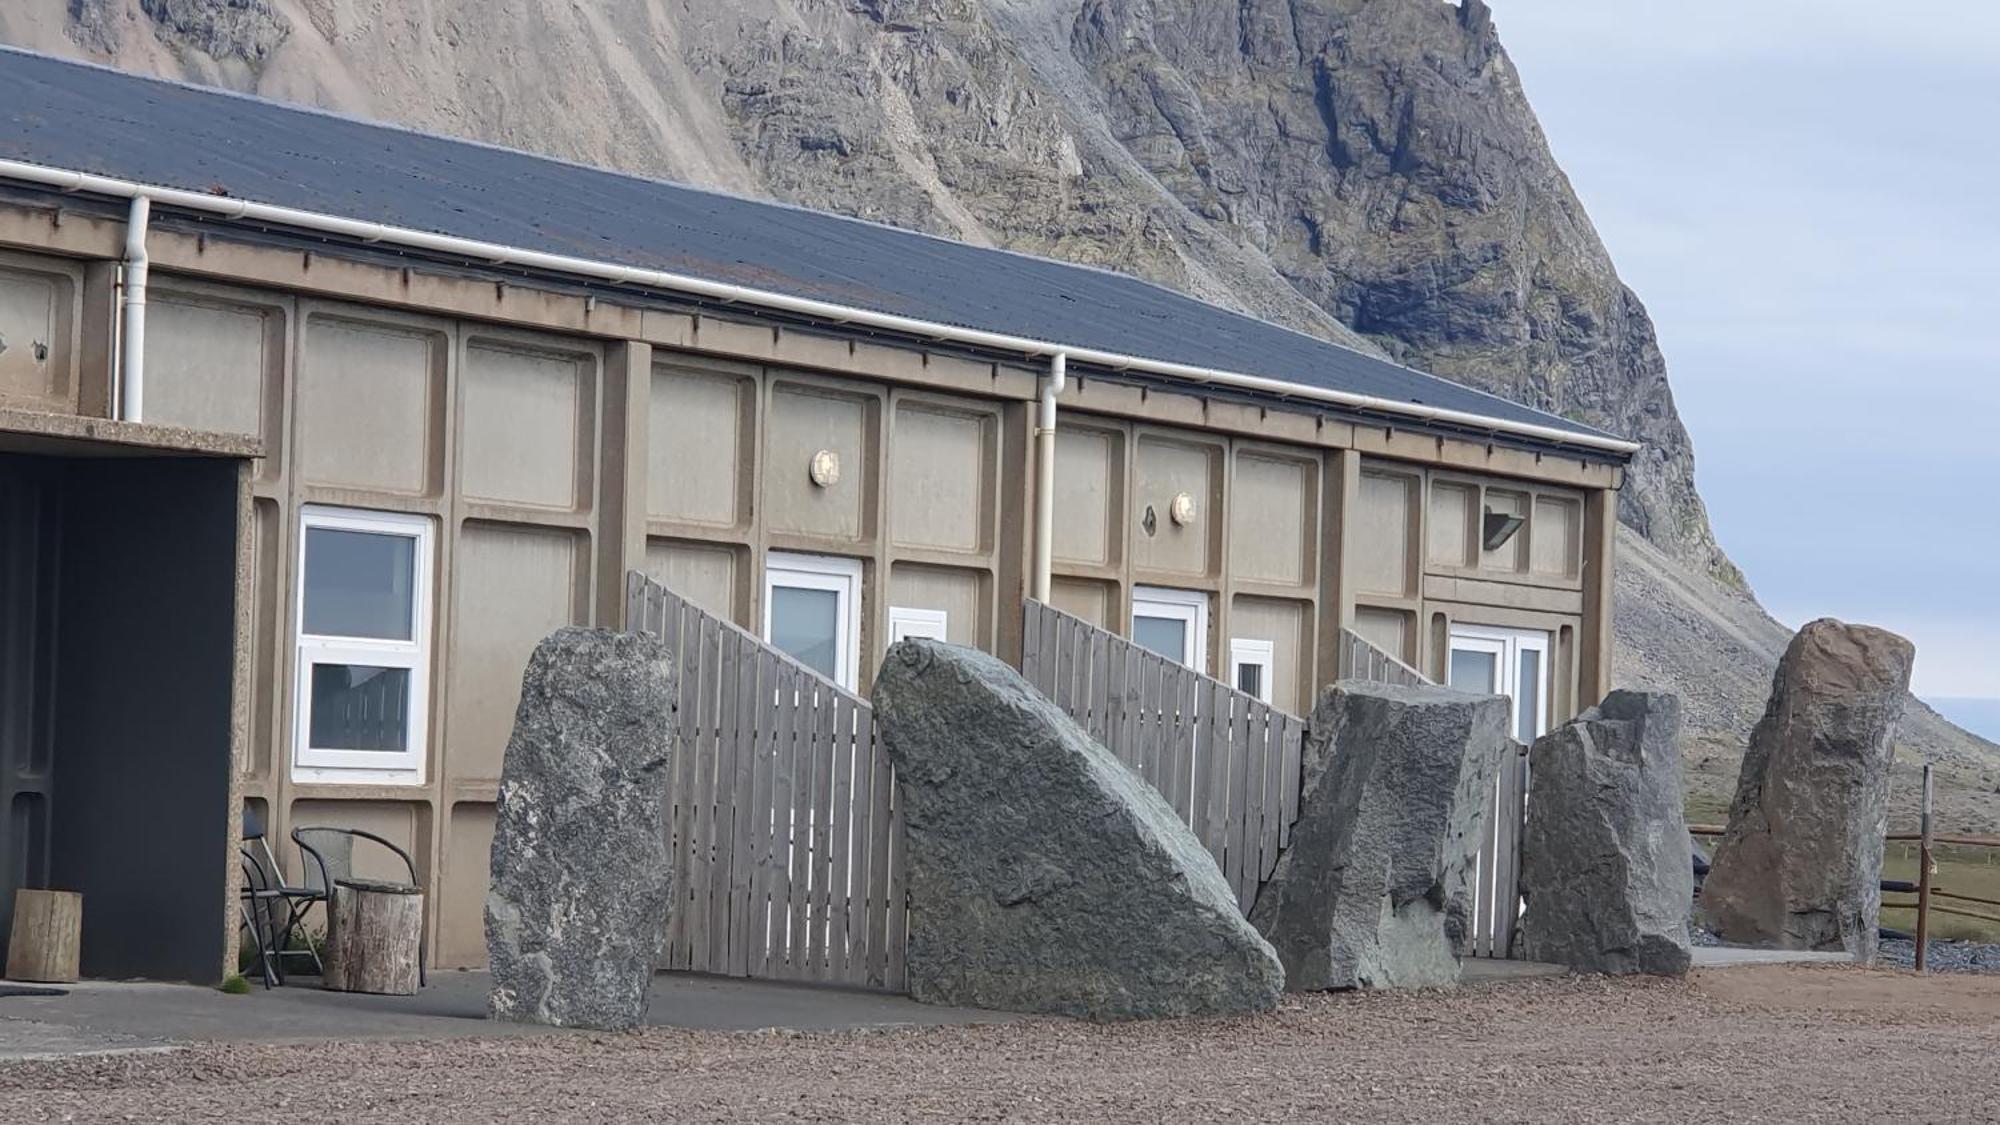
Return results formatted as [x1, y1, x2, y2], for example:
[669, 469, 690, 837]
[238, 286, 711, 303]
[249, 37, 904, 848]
[6, 0, 1991, 825]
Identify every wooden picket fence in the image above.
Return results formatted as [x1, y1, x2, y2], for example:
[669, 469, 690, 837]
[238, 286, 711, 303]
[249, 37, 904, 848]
[1335, 626, 1528, 959]
[624, 573, 906, 990]
[1019, 600, 1307, 912]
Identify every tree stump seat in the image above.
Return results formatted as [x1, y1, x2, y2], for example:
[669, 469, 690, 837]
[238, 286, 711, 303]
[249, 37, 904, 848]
[323, 878, 423, 996]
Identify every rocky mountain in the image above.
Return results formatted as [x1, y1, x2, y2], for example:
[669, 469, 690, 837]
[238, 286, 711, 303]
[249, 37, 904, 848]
[7, 0, 1992, 827]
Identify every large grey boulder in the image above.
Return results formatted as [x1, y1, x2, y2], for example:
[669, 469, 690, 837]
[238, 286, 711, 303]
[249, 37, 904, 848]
[1248, 681, 1509, 991]
[873, 639, 1283, 1019]
[1518, 690, 1693, 976]
[1700, 619, 1916, 961]
[486, 628, 677, 1030]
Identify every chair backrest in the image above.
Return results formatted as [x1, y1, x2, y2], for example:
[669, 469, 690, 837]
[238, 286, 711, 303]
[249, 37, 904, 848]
[291, 827, 418, 894]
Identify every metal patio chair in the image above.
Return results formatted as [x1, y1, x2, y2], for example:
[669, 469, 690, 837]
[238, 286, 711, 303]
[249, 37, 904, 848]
[238, 809, 326, 987]
[290, 826, 427, 988]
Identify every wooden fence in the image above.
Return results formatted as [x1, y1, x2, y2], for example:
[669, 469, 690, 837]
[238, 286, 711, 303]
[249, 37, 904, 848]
[625, 573, 906, 990]
[1335, 627, 1431, 688]
[1019, 600, 1307, 912]
[1334, 626, 1527, 959]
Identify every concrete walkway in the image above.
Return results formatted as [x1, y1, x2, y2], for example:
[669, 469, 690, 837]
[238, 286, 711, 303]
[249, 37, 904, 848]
[0, 971, 1013, 1060]
[1691, 945, 1857, 968]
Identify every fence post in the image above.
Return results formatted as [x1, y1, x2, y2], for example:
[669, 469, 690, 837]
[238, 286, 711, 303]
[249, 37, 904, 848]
[1915, 763, 1934, 973]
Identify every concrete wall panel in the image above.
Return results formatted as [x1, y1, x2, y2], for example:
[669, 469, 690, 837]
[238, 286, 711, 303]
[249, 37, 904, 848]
[460, 337, 595, 510]
[1532, 495, 1581, 578]
[648, 364, 752, 528]
[298, 313, 440, 495]
[1230, 450, 1314, 588]
[1428, 480, 1476, 570]
[1354, 469, 1416, 597]
[765, 381, 872, 541]
[437, 802, 496, 970]
[888, 562, 987, 648]
[445, 522, 585, 782]
[1230, 594, 1309, 714]
[0, 262, 73, 410]
[1133, 433, 1220, 578]
[889, 401, 992, 555]
[145, 291, 275, 439]
[642, 537, 740, 621]
[1052, 425, 1120, 567]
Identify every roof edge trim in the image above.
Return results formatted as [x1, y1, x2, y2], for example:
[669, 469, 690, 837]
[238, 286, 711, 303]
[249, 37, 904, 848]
[0, 157, 1641, 457]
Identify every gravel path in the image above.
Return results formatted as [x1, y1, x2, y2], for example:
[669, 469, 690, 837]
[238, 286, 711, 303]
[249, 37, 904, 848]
[1879, 938, 2000, 974]
[3, 965, 1996, 1124]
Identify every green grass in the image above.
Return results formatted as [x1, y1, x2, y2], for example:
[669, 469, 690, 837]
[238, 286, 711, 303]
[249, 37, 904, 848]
[1881, 843, 2000, 943]
[218, 974, 252, 995]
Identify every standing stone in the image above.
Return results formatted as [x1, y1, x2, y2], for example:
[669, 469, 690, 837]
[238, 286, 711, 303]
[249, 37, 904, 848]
[1249, 681, 1509, 991]
[873, 640, 1283, 1020]
[1518, 690, 1693, 976]
[486, 628, 676, 1030]
[1700, 619, 1916, 961]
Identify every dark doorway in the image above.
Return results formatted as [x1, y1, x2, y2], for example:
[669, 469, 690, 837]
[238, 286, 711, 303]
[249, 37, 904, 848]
[0, 449, 242, 982]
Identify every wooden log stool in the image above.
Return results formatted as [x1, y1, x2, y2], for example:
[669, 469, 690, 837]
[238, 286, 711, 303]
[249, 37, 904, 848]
[6, 889, 82, 983]
[323, 878, 423, 995]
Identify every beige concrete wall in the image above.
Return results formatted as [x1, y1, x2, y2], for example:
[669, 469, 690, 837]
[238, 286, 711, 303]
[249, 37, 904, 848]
[0, 219, 1624, 973]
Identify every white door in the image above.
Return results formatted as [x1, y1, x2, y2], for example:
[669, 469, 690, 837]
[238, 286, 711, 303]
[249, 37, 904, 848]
[1448, 623, 1551, 957]
[1130, 586, 1209, 673]
[1448, 624, 1550, 744]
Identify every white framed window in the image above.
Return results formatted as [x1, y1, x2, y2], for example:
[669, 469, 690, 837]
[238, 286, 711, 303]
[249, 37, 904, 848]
[293, 506, 434, 783]
[1230, 637, 1275, 704]
[888, 606, 949, 644]
[1447, 624, 1551, 743]
[1131, 586, 1209, 672]
[764, 552, 863, 690]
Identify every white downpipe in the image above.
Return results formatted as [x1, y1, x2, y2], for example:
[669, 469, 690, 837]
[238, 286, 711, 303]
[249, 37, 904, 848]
[1032, 353, 1067, 604]
[0, 157, 1641, 455]
[119, 194, 151, 423]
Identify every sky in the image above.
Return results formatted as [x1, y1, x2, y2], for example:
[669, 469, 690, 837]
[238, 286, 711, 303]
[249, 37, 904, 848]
[1491, 1, 2000, 733]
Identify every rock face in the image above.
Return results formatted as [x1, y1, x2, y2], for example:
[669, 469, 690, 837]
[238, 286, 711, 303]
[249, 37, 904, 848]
[1517, 690, 1692, 976]
[1249, 682, 1509, 991]
[486, 628, 677, 1030]
[1699, 620, 1916, 961]
[873, 639, 1283, 1019]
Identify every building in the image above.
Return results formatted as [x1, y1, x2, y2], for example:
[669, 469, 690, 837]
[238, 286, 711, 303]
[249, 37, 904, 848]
[0, 48, 1634, 982]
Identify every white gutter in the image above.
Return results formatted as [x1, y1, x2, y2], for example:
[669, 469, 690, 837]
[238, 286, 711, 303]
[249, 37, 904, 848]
[1032, 353, 1067, 604]
[0, 158, 1641, 455]
[119, 195, 150, 422]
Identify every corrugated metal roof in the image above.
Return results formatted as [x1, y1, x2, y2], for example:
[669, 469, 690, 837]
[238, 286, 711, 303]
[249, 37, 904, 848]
[0, 46, 1623, 447]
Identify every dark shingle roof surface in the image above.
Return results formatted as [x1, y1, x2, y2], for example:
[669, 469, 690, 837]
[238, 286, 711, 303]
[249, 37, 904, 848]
[0, 47, 1621, 445]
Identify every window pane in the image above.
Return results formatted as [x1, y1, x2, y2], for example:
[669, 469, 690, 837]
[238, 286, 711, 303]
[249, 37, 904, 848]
[1449, 648, 1498, 694]
[1237, 662, 1263, 699]
[1517, 648, 1543, 742]
[309, 664, 411, 752]
[1134, 614, 1188, 663]
[304, 526, 416, 640]
[771, 585, 841, 682]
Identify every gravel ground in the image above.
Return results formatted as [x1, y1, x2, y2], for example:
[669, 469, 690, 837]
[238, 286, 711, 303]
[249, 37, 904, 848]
[1879, 938, 2000, 974]
[3, 965, 1996, 1124]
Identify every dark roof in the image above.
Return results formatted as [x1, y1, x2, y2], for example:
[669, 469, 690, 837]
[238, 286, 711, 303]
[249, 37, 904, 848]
[0, 47, 1623, 448]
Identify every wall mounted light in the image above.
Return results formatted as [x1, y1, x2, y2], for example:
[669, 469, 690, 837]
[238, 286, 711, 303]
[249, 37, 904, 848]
[1481, 507, 1524, 551]
[809, 449, 841, 488]
[1170, 491, 1198, 527]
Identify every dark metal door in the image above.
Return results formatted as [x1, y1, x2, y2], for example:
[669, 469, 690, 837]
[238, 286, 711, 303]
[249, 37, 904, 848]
[0, 456, 57, 955]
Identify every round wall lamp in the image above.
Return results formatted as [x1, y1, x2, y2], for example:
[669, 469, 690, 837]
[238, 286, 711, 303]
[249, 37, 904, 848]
[1169, 491, 1198, 527]
[809, 449, 842, 488]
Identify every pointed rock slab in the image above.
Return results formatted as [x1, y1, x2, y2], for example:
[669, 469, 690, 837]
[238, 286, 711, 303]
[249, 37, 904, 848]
[486, 628, 676, 1030]
[873, 639, 1283, 1020]
[1701, 619, 1915, 961]
[1249, 681, 1509, 991]
[1518, 690, 1693, 976]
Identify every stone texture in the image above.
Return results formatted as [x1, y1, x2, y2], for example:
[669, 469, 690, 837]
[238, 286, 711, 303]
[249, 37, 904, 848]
[486, 628, 677, 1030]
[1249, 681, 1509, 991]
[1518, 690, 1693, 976]
[1700, 619, 1917, 961]
[873, 639, 1283, 1020]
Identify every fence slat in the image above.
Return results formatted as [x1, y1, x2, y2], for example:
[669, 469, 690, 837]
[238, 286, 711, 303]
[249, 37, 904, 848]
[750, 651, 783, 976]
[826, 681, 859, 985]
[768, 666, 801, 977]
[804, 693, 838, 979]
[866, 709, 895, 989]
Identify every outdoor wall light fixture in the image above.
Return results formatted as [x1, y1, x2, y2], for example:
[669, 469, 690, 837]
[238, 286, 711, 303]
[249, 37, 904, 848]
[1170, 491, 1198, 527]
[809, 449, 841, 488]
[1481, 508, 1525, 550]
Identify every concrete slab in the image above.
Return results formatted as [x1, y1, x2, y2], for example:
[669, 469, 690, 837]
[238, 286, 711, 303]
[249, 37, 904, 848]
[1691, 946, 1858, 968]
[0, 971, 1016, 1059]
